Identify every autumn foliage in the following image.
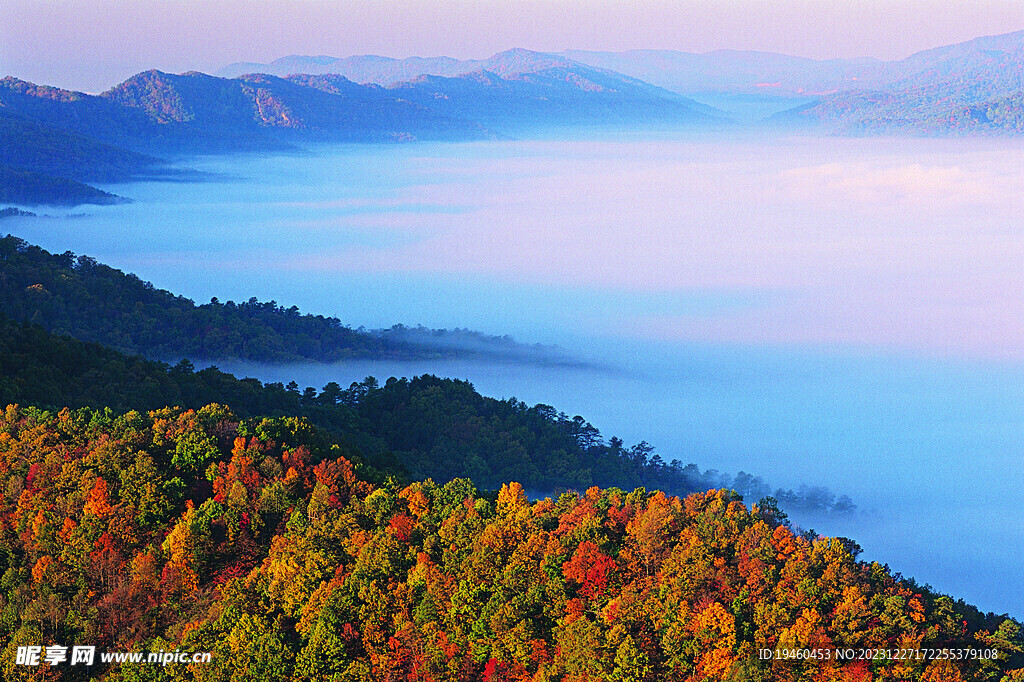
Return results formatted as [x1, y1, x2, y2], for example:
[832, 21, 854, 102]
[0, 403, 1020, 681]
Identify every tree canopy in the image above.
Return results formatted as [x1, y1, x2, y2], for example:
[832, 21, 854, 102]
[0, 403, 1019, 681]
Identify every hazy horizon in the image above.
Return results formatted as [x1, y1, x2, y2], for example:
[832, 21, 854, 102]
[3, 1, 1024, 92]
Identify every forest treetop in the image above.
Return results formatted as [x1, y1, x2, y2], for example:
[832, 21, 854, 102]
[1, 401, 1019, 681]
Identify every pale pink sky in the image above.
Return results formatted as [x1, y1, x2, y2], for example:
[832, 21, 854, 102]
[2, 0, 1024, 92]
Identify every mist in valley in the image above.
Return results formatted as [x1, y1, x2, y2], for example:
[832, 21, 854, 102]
[5, 131, 1023, 616]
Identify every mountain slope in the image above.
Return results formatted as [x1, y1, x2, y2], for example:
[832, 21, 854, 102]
[770, 31, 1024, 134]
[0, 76, 163, 150]
[223, 48, 724, 126]
[891, 30, 1024, 99]
[104, 70, 490, 143]
[0, 109, 162, 182]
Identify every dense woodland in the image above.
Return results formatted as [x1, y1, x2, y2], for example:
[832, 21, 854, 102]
[0, 404, 1020, 681]
[0, 234, 866, 510]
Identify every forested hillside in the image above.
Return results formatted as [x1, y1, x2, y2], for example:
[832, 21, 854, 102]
[0, 87, 167, 206]
[0, 405, 1020, 681]
[0, 235, 564, 364]
[0, 111, 162, 183]
[768, 31, 1024, 135]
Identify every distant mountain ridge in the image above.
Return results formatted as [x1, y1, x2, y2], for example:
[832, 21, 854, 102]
[219, 47, 888, 94]
[2, 49, 721, 204]
[230, 38, 1017, 97]
[224, 31, 1024, 133]
[4, 48, 719, 149]
[5, 33, 1024, 206]
[777, 31, 1024, 134]
[218, 48, 648, 84]
[561, 32, 1024, 133]
[219, 53, 487, 83]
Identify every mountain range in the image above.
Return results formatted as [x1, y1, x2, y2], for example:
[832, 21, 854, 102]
[1, 48, 718, 148]
[562, 32, 1024, 133]
[0, 49, 718, 205]
[5, 33, 1024, 206]
[222, 31, 1024, 133]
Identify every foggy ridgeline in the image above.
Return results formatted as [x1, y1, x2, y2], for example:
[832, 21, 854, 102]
[0, 235, 576, 366]
[0, 234, 852, 515]
[0, 311, 849, 518]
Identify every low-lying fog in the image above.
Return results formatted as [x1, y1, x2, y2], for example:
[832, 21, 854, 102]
[8, 132, 1023, 616]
